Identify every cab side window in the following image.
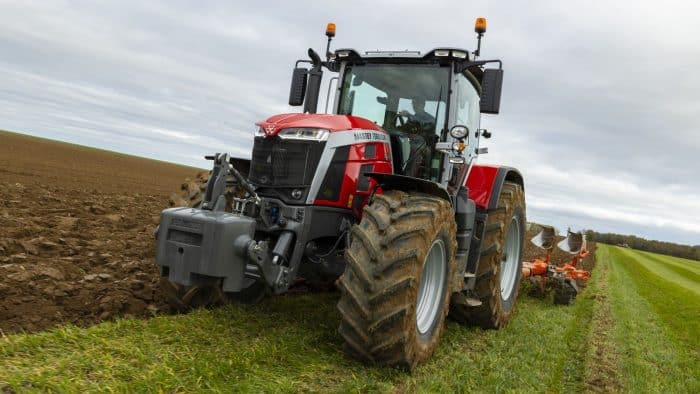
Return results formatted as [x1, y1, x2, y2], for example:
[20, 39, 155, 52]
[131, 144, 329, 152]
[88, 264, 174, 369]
[454, 74, 480, 135]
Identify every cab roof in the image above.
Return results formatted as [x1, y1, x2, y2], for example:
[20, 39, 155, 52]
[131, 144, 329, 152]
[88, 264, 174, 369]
[334, 48, 473, 62]
[332, 47, 485, 84]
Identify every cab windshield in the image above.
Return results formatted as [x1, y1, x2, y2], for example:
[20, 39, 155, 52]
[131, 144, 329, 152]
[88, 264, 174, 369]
[338, 63, 449, 138]
[337, 63, 450, 181]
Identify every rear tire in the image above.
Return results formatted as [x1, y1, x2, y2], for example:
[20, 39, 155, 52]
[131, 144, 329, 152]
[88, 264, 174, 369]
[450, 181, 525, 328]
[337, 190, 457, 370]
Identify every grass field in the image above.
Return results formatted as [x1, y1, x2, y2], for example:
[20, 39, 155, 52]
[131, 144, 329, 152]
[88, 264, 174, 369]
[1, 246, 698, 392]
[596, 245, 699, 392]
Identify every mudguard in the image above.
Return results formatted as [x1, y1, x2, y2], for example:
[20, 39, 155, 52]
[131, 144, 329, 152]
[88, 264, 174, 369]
[466, 165, 524, 210]
[366, 172, 451, 202]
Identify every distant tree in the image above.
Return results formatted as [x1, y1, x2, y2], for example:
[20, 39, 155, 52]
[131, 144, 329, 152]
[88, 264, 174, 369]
[587, 230, 699, 261]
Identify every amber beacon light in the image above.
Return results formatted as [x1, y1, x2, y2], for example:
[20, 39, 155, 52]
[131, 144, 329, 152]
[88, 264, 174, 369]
[473, 17, 487, 57]
[475, 17, 487, 34]
[326, 22, 336, 38]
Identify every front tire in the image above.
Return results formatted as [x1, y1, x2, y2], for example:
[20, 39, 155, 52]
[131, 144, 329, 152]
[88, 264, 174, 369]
[336, 190, 457, 370]
[450, 181, 525, 328]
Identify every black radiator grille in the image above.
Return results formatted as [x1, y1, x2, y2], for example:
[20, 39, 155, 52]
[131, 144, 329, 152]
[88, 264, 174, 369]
[249, 137, 326, 188]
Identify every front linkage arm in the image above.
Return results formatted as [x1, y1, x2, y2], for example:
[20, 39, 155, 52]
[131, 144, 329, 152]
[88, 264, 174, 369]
[206, 153, 293, 293]
[203, 153, 260, 211]
[158, 153, 293, 294]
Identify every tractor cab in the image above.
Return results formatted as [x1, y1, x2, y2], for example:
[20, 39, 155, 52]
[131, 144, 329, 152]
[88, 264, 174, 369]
[333, 49, 484, 182]
[288, 23, 504, 192]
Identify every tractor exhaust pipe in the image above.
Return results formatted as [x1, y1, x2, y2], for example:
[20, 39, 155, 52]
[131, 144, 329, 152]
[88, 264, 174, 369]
[303, 49, 323, 114]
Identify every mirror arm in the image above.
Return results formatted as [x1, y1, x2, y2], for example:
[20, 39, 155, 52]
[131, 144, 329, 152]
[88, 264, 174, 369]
[295, 59, 312, 68]
[455, 59, 502, 74]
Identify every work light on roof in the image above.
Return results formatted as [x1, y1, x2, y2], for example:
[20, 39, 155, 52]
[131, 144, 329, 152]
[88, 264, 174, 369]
[434, 49, 450, 57]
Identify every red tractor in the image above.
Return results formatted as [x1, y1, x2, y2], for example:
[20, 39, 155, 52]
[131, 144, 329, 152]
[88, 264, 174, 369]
[156, 18, 526, 369]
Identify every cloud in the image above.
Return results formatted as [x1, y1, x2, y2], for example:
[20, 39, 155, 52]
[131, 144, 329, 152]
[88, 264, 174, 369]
[0, 0, 698, 244]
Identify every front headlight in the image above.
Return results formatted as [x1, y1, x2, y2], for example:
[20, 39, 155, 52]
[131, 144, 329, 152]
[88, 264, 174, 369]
[278, 128, 330, 141]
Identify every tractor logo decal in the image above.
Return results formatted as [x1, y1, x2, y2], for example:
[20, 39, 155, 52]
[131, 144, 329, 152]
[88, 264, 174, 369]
[353, 131, 388, 142]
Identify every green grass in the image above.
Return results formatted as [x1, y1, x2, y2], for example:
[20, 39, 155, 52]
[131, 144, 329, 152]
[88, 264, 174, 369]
[638, 250, 700, 283]
[1, 290, 598, 392]
[600, 244, 699, 392]
[1, 246, 698, 392]
[613, 247, 700, 348]
[617, 248, 700, 295]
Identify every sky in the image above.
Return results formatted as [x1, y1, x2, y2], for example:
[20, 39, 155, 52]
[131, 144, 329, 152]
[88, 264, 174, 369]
[1, 1, 698, 245]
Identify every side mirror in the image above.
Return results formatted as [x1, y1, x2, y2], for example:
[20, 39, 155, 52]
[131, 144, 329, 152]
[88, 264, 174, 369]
[288, 68, 308, 106]
[480, 68, 503, 114]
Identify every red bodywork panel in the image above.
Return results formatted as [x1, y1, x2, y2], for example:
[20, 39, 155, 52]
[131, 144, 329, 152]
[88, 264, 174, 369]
[256, 113, 382, 136]
[314, 141, 392, 215]
[466, 164, 500, 210]
[255, 112, 391, 215]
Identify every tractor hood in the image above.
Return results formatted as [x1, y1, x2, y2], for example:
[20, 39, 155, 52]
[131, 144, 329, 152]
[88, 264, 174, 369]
[256, 113, 382, 137]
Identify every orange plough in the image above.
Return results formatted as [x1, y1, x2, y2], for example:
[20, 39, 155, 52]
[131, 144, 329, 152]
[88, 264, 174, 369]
[522, 226, 590, 304]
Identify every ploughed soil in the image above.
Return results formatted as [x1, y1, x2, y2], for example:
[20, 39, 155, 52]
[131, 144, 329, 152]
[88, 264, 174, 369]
[0, 130, 595, 334]
[0, 131, 202, 334]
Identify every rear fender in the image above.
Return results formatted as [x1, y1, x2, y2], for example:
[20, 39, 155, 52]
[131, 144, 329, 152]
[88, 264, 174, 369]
[466, 165, 524, 211]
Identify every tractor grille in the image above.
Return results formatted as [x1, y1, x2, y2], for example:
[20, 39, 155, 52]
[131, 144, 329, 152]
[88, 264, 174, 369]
[249, 137, 325, 202]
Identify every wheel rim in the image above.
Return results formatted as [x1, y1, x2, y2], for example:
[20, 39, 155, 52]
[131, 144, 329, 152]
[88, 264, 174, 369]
[500, 215, 521, 301]
[416, 239, 447, 335]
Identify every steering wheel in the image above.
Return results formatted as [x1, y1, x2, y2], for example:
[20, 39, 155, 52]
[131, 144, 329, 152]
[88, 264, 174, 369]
[394, 112, 424, 134]
[394, 112, 409, 127]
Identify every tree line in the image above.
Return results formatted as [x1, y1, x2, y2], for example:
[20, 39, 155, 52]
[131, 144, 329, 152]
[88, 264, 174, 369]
[585, 230, 700, 261]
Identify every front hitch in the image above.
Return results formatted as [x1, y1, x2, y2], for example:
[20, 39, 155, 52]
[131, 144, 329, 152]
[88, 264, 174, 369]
[245, 234, 294, 293]
[202, 153, 261, 212]
[157, 153, 298, 295]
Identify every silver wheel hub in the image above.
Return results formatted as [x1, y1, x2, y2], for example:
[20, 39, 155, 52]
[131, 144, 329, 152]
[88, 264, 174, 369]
[416, 239, 447, 335]
[500, 216, 521, 301]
